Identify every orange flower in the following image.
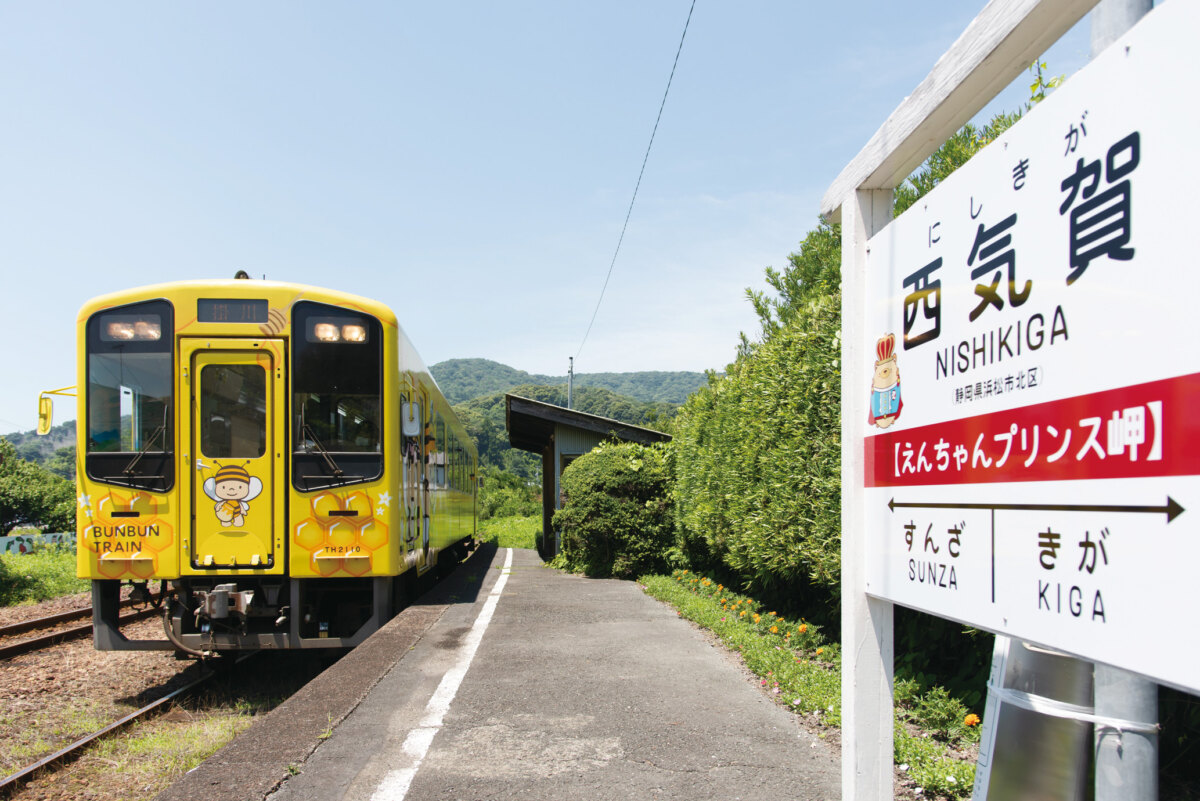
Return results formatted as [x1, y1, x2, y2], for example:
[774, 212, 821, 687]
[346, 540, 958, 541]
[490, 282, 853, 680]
[739, 610, 747, 617]
[816, 647, 824, 656]
[964, 713, 981, 727]
[753, 614, 761, 623]
[769, 625, 778, 634]
[798, 624, 807, 634]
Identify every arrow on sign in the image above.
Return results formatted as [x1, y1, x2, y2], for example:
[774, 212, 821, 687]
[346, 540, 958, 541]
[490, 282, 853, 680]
[888, 496, 1184, 523]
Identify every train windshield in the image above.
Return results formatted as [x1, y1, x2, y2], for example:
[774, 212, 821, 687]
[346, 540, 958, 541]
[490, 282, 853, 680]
[85, 299, 174, 491]
[291, 301, 383, 490]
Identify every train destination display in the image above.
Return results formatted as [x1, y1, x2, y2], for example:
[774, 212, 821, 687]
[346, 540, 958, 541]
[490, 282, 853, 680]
[860, 2, 1198, 694]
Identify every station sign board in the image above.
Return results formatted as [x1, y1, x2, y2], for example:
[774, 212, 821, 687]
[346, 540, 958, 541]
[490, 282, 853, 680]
[862, 1, 1198, 694]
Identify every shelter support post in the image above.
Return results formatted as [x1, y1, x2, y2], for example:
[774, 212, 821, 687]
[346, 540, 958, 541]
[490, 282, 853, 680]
[840, 187, 895, 801]
[542, 445, 555, 558]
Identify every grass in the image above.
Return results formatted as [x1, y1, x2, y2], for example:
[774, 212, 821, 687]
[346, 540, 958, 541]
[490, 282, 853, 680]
[0, 546, 88, 605]
[0, 699, 113, 779]
[477, 514, 539, 550]
[12, 658, 323, 797]
[76, 709, 257, 796]
[643, 570, 982, 800]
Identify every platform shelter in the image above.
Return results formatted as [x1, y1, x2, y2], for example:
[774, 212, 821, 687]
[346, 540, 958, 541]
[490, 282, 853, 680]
[504, 393, 671, 558]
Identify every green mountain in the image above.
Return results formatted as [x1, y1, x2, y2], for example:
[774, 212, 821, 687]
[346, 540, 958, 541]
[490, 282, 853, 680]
[2, 420, 76, 480]
[3, 419, 74, 458]
[430, 358, 709, 406]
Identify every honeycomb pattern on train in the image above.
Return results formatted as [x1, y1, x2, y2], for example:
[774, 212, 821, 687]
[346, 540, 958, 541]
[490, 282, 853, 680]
[78, 490, 176, 580]
[294, 489, 387, 577]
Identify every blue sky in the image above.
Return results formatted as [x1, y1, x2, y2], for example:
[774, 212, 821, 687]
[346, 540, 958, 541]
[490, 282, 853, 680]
[0, 2, 1091, 432]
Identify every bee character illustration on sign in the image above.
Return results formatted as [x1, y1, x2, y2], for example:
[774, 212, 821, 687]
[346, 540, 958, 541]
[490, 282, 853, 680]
[203, 463, 263, 527]
[868, 333, 903, 429]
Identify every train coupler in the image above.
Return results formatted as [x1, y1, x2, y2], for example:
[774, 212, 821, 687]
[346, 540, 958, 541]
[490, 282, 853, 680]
[194, 583, 255, 620]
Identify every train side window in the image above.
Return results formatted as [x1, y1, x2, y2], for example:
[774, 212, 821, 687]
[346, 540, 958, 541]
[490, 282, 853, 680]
[434, 414, 447, 487]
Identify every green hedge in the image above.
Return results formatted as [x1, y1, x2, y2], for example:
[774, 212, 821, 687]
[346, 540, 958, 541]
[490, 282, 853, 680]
[672, 288, 842, 614]
[551, 441, 673, 579]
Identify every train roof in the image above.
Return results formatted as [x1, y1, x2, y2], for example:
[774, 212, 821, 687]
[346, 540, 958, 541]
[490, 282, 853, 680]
[77, 279, 399, 330]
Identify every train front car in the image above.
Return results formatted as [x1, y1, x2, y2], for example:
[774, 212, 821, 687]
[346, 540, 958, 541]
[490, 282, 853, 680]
[77, 280, 471, 654]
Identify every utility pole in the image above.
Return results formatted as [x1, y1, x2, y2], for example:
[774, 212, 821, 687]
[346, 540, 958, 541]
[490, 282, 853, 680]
[567, 357, 574, 410]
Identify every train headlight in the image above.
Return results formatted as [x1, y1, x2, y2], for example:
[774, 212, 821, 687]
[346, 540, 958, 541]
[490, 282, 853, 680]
[312, 322, 341, 342]
[101, 316, 162, 342]
[341, 324, 367, 343]
[308, 317, 369, 344]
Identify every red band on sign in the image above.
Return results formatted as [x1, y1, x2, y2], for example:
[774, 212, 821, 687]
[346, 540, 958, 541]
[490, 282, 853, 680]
[865, 373, 1200, 487]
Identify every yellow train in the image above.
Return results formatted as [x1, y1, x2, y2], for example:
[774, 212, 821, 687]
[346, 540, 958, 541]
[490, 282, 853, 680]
[48, 278, 477, 654]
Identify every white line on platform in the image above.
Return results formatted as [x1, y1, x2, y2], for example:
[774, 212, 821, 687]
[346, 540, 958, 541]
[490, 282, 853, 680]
[370, 547, 513, 801]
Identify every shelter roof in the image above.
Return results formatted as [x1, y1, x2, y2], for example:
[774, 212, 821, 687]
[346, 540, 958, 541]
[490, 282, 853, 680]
[505, 394, 671, 453]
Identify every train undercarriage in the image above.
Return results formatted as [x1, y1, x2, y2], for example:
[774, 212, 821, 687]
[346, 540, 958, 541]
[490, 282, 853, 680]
[91, 538, 474, 655]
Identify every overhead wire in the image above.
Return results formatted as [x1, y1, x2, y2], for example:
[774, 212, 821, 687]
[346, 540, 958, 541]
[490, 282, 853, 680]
[575, 0, 697, 362]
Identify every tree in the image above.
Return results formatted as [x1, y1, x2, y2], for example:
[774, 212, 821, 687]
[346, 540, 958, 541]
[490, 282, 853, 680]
[0, 438, 76, 534]
[44, 446, 76, 481]
[745, 218, 841, 348]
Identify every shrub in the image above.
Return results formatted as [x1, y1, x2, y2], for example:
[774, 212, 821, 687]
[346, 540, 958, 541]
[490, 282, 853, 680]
[910, 685, 979, 744]
[552, 441, 672, 579]
[0, 546, 88, 605]
[477, 466, 539, 520]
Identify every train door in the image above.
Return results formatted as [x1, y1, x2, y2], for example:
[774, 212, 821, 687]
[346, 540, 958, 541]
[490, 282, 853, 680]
[401, 381, 431, 570]
[418, 387, 432, 571]
[401, 385, 420, 559]
[182, 339, 286, 572]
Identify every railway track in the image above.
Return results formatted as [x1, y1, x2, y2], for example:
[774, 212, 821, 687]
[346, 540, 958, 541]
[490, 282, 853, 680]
[0, 665, 219, 798]
[0, 600, 157, 660]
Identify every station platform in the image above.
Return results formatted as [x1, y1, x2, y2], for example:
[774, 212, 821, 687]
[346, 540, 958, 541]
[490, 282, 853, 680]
[157, 544, 840, 801]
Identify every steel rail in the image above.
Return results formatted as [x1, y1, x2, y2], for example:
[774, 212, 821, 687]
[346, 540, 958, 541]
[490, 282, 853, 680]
[0, 668, 215, 797]
[0, 605, 158, 661]
[0, 598, 141, 638]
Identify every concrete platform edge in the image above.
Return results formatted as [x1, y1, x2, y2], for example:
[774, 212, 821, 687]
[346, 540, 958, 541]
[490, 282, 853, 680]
[154, 543, 501, 801]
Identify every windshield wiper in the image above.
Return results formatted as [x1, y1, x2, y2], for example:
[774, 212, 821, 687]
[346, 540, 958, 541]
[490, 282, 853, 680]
[300, 421, 344, 478]
[122, 405, 170, 478]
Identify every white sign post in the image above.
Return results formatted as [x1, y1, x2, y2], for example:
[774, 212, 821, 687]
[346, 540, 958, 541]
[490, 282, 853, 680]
[826, 2, 1198, 799]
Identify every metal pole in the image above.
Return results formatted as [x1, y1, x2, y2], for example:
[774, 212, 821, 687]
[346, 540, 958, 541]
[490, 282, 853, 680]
[567, 357, 574, 410]
[1094, 664, 1158, 801]
[1090, 0, 1152, 57]
[1090, 6, 1158, 796]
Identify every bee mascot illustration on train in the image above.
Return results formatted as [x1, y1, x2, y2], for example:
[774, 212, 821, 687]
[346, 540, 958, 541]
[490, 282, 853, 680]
[203, 463, 263, 527]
